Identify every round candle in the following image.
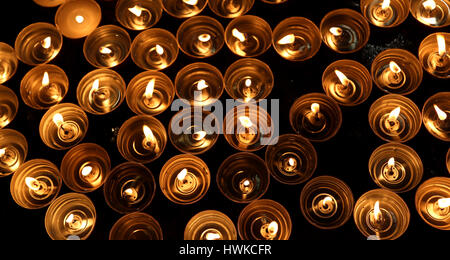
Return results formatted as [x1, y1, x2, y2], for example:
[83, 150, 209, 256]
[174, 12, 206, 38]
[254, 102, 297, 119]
[0, 129, 28, 178]
[0, 42, 18, 84]
[55, 0, 102, 39]
[110, 212, 163, 240]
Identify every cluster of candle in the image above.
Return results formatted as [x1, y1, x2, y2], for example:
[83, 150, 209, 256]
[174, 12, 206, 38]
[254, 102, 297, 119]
[0, 0, 448, 240]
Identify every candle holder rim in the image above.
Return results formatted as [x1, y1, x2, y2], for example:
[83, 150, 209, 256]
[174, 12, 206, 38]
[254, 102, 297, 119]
[161, 0, 208, 18]
[109, 211, 163, 240]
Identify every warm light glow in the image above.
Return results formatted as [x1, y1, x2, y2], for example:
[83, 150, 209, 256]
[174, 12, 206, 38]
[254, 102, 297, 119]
[374, 201, 382, 222]
[193, 131, 207, 140]
[388, 107, 401, 121]
[143, 125, 155, 143]
[196, 80, 209, 91]
[53, 113, 64, 127]
[144, 79, 155, 99]
[81, 166, 93, 177]
[99, 46, 112, 55]
[245, 79, 252, 87]
[205, 232, 221, 240]
[311, 103, 320, 115]
[75, 15, 85, 24]
[268, 221, 279, 236]
[25, 177, 40, 191]
[66, 214, 74, 224]
[42, 72, 50, 86]
[177, 168, 188, 181]
[0, 148, 5, 158]
[183, 0, 198, 5]
[239, 116, 253, 128]
[198, 34, 211, 43]
[42, 36, 52, 49]
[322, 196, 333, 207]
[434, 105, 447, 121]
[128, 6, 143, 17]
[277, 34, 296, 45]
[335, 70, 350, 86]
[288, 158, 296, 167]
[329, 27, 343, 36]
[389, 61, 402, 74]
[381, 0, 391, 10]
[388, 157, 396, 167]
[155, 44, 164, 55]
[124, 188, 136, 197]
[232, 28, 246, 42]
[92, 79, 100, 92]
[243, 179, 251, 187]
[423, 0, 437, 10]
[438, 198, 450, 208]
[437, 34, 447, 57]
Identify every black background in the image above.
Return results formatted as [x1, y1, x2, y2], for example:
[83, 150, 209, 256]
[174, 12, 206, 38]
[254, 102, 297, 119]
[0, 0, 448, 241]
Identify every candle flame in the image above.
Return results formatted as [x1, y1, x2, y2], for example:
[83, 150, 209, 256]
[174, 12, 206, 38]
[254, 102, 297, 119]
[42, 36, 52, 49]
[245, 79, 252, 87]
[311, 103, 320, 115]
[389, 61, 402, 74]
[277, 34, 296, 45]
[382, 0, 391, 10]
[75, 15, 85, 24]
[335, 70, 350, 86]
[374, 201, 382, 222]
[99, 46, 112, 55]
[434, 105, 447, 121]
[193, 131, 207, 140]
[143, 125, 155, 143]
[124, 188, 136, 197]
[329, 27, 343, 36]
[288, 158, 296, 167]
[205, 232, 221, 240]
[66, 214, 74, 224]
[177, 168, 188, 181]
[196, 80, 209, 91]
[239, 116, 253, 128]
[145, 79, 155, 99]
[42, 72, 50, 86]
[423, 0, 437, 10]
[53, 113, 64, 127]
[388, 107, 401, 121]
[388, 157, 396, 167]
[232, 28, 246, 42]
[155, 44, 164, 55]
[322, 196, 333, 207]
[198, 34, 211, 43]
[92, 79, 100, 92]
[183, 0, 198, 5]
[437, 34, 447, 56]
[268, 221, 279, 236]
[243, 179, 251, 187]
[128, 6, 143, 17]
[25, 177, 40, 191]
[438, 198, 450, 208]
[0, 148, 5, 157]
[81, 166, 93, 177]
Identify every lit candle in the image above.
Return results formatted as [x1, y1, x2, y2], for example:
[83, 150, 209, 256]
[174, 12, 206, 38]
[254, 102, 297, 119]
[371, 0, 394, 23]
[123, 187, 139, 203]
[55, 0, 102, 39]
[412, 0, 450, 27]
[205, 231, 222, 240]
[25, 176, 48, 196]
[128, 5, 151, 28]
[194, 79, 210, 102]
[317, 195, 337, 215]
[238, 116, 257, 145]
[260, 221, 279, 240]
[432, 34, 449, 71]
[142, 125, 160, 153]
[383, 107, 402, 133]
[239, 178, 254, 195]
[382, 61, 406, 88]
[176, 168, 197, 193]
[415, 177, 450, 230]
[89, 79, 111, 109]
[304, 103, 327, 133]
[53, 113, 80, 142]
[142, 78, 162, 109]
[333, 69, 356, 98]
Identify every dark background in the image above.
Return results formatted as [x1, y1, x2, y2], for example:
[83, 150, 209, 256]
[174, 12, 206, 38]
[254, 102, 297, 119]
[0, 0, 448, 241]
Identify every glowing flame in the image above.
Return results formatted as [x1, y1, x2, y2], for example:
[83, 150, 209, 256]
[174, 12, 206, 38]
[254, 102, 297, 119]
[177, 168, 188, 181]
[382, 0, 391, 10]
[311, 103, 320, 115]
[374, 201, 382, 222]
[92, 79, 100, 92]
[81, 166, 93, 177]
[423, 0, 437, 10]
[437, 34, 447, 57]
[53, 113, 64, 127]
[42, 36, 52, 49]
[232, 28, 246, 42]
[196, 80, 209, 91]
[198, 34, 211, 42]
[388, 157, 396, 167]
[155, 44, 164, 55]
[183, 0, 198, 5]
[193, 131, 207, 140]
[143, 125, 155, 143]
[243, 179, 251, 187]
[388, 107, 401, 121]
[42, 72, 50, 86]
[277, 34, 296, 45]
[66, 214, 74, 224]
[145, 79, 155, 99]
[99, 46, 112, 55]
[268, 221, 279, 236]
[205, 232, 221, 240]
[438, 198, 450, 208]
[239, 116, 253, 128]
[245, 79, 252, 87]
[124, 188, 137, 197]
[335, 70, 350, 86]
[288, 158, 296, 167]
[0, 148, 5, 157]
[25, 177, 40, 191]
[434, 105, 447, 121]
[75, 15, 85, 24]
[389, 61, 402, 74]
[128, 6, 143, 17]
[322, 196, 333, 207]
[329, 27, 343, 36]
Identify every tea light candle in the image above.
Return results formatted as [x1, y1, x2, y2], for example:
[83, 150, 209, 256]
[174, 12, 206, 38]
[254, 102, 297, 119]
[300, 176, 354, 229]
[184, 210, 237, 240]
[10, 159, 62, 209]
[15, 22, 62, 65]
[39, 103, 89, 150]
[369, 143, 423, 193]
[320, 9, 370, 54]
[217, 152, 270, 203]
[422, 92, 450, 141]
[175, 63, 224, 107]
[55, 0, 102, 39]
[272, 17, 322, 61]
[361, 0, 410, 27]
[177, 16, 225, 58]
[289, 93, 342, 142]
[208, 0, 254, 18]
[0, 129, 28, 178]
[410, 0, 450, 27]
[169, 110, 219, 154]
[371, 49, 423, 95]
[0, 43, 18, 84]
[265, 134, 317, 185]
[33, 0, 65, 7]
[117, 115, 167, 164]
[238, 199, 291, 240]
[322, 60, 372, 106]
[419, 32, 450, 79]
[354, 189, 410, 240]
[224, 58, 274, 103]
[104, 162, 156, 214]
[160, 154, 210, 205]
[224, 104, 274, 151]
[369, 94, 422, 143]
[83, 25, 131, 68]
[110, 212, 163, 240]
[225, 15, 273, 57]
[0, 85, 19, 129]
[161, 0, 208, 18]
[131, 28, 179, 71]
[126, 71, 175, 116]
[77, 69, 126, 115]
[20, 64, 69, 110]
[415, 177, 450, 230]
[116, 0, 163, 31]
[45, 193, 96, 240]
